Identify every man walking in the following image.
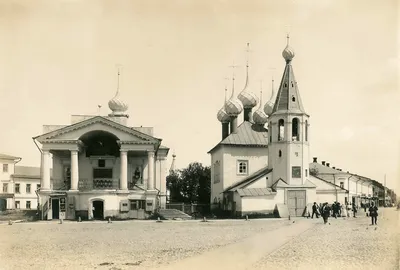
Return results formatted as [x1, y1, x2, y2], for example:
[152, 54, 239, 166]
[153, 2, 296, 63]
[321, 202, 331, 224]
[369, 202, 378, 225]
[311, 202, 319, 218]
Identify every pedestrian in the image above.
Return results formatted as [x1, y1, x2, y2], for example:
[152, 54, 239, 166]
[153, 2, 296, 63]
[332, 202, 338, 218]
[321, 202, 331, 224]
[368, 202, 378, 225]
[352, 203, 357, 218]
[342, 203, 348, 218]
[337, 202, 342, 217]
[311, 202, 319, 218]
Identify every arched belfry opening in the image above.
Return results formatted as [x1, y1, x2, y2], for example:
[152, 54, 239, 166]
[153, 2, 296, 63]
[278, 119, 285, 141]
[292, 118, 300, 141]
[79, 130, 120, 157]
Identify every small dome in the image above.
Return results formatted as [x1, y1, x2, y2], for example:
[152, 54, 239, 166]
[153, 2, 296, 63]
[238, 69, 258, 108]
[225, 98, 243, 116]
[217, 107, 230, 123]
[264, 80, 276, 116]
[253, 108, 268, 125]
[282, 45, 295, 62]
[108, 92, 128, 114]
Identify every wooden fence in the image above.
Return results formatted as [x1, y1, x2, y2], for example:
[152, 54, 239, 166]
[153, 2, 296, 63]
[166, 203, 210, 215]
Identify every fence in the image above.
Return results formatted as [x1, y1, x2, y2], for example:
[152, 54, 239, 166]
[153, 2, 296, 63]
[166, 203, 210, 215]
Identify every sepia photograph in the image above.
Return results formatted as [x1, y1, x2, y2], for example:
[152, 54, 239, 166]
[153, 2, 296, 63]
[0, 0, 399, 269]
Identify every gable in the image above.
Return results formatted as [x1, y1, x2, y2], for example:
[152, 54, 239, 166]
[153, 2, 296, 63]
[35, 116, 160, 144]
[309, 175, 347, 191]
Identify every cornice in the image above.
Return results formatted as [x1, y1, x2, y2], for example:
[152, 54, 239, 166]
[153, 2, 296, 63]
[117, 140, 157, 145]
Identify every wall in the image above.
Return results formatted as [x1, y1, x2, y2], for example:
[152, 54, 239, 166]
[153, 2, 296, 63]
[13, 177, 40, 210]
[210, 147, 224, 204]
[222, 146, 268, 190]
[0, 160, 15, 182]
[241, 192, 283, 215]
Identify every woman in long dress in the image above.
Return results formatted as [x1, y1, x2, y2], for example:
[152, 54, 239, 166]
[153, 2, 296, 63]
[341, 203, 348, 217]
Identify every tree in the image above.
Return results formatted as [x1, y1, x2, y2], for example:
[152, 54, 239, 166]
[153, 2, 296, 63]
[166, 162, 211, 204]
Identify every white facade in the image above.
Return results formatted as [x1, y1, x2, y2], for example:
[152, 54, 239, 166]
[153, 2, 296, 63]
[34, 113, 169, 220]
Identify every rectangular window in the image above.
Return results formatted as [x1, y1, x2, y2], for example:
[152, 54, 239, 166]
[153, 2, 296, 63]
[3, 164, 8, 173]
[2, 183, 8, 193]
[15, 183, 20, 194]
[340, 182, 344, 189]
[237, 160, 248, 175]
[26, 201, 31, 209]
[305, 169, 308, 177]
[93, 168, 113, 179]
[130, 200, 145, 210]
[292, 166, 301, 178]
[26, 184, 31, 193]
[15, 201, 20, 209]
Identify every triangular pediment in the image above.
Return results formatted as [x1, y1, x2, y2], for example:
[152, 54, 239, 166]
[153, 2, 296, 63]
[35, 116, 161, 144]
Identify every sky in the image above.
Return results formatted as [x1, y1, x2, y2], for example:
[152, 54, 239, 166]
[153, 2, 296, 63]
[0, 0, 399, 193]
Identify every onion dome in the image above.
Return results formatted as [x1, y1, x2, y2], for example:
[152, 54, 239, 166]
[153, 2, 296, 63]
[108, 69, 128, 114]
[225, 78, 243, 116]
[264, 79, 276, 116]
[217, 88, 230, 123]
[238, 43, 258, 108]
[253, 91, 268, 125]
[282, 34, 295, 63]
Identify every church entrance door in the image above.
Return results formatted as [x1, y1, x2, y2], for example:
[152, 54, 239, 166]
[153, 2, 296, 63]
[287, 190, 306, 217]
[92, 200, 104, 220]
[51, 198, 60, 219]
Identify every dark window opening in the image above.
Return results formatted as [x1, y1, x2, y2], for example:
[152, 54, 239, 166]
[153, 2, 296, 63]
[279, 150, 282, 157]
[93, 168, 113, 179]
[292, 96, 296, 102]
[98, 159, 106, 167]
[292, 118, 300, 141]
[292, 166, 301, 178]
[284, 83, 287, 87]
[291, 82, 294, 87]
[305, 169, 308, 177]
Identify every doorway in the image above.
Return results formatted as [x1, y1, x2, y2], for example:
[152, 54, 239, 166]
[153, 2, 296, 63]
[287, 190, 306, 217]
[92, 200, 104, 220]
[52, 198, 60, 219]
[0, 199, 7, 211]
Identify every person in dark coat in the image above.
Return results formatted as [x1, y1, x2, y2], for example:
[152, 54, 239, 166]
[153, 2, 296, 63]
[311, 202, 319, 218]
[352, 203, 357, 218]
[368, 202, 378, 225]
[321, 202, 331, 224]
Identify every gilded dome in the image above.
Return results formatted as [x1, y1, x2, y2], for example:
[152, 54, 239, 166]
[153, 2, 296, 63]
[108, 92, 128, 114]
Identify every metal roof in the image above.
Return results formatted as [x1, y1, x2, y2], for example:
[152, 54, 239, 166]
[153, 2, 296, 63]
[208, 121, 268, 153]
[237, 188, 276, 197]
[0, 153, 20, 160]
[224, 166, 272, 192]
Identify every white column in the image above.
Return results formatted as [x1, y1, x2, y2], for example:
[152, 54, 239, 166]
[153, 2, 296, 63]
[41, 150, 51, 190]
[120, 150, 128, 190]
[70, 150, 79, 191]
[147, 151, 155, 190]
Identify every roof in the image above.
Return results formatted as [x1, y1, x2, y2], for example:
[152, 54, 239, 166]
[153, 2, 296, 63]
[224, 166, 272, 192]
[208, 121, 268, 154]
[271, 178, 317, 189]
[310, 174, 348, 191]
[271, 59, 306, 115]
[13, 166, 40, 178]
[309, 162, 350, 175]
[0, 153, 21, 161]
[237, 188, 276, 197]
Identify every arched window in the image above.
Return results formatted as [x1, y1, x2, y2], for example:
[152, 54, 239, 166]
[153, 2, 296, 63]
[292, 118, 299, 141]
[305, 120, 308, 141]
[292, 95, 296, 102]
[278, 119, 285, 141]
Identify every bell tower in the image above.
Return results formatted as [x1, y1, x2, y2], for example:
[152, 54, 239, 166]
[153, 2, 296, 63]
[267, 36, 310, 186]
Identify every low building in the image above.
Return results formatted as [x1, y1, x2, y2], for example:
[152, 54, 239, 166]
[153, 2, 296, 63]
[12, 166, 41, 210]
[0, 153, 21, 210]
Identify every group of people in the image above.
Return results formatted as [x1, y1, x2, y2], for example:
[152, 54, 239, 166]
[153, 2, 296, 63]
[310, 201, 379, 225]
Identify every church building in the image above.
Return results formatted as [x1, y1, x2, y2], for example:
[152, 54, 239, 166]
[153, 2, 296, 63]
[209, 38, 347, 218]
[33, 75, 169, 221]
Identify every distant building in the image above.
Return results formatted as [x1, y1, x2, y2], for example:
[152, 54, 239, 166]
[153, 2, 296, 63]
[33, 77, 169, 220]
[0, 154, 42, 211]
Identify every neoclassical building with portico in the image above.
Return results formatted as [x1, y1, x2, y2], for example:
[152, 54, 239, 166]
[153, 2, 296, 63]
[33, 84, 169, 220]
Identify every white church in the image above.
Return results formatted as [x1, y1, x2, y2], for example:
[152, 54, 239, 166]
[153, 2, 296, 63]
[34, 77, 169, 221]
[208, 38, 348, 218]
